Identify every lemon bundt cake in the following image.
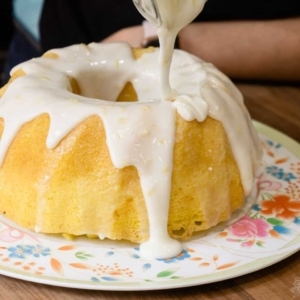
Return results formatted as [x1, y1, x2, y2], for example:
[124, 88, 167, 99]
[0, 43, 261, 258]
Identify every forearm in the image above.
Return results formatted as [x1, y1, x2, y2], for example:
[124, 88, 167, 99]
[179, 18, 300, 81]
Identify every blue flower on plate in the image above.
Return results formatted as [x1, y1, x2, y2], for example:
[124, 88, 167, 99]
[266, 166, 280, 176]
[32, 244, 51, 258]
[266, 166, 297, 182]
[252, 204, 260, 212]
[266, 140, 281, 149]
[157, 249, 191, 264]
[294, 217, 300, 225]
[8, 245, 34, 259]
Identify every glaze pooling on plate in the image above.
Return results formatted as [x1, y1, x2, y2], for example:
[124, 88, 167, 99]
[0, 129, 299, 290]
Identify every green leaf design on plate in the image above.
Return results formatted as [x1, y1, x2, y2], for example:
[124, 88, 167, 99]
[267, 218, 284, 226]
[157, 267, 180, 278]
[75, 251, 94, 260]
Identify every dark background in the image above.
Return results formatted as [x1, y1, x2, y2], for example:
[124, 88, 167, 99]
[0, 0, 13, 81]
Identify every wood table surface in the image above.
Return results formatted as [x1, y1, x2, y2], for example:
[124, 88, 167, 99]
[0, 83, 299, 299]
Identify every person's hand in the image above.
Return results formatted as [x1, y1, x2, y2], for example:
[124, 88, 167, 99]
[101, 25, 143, 48]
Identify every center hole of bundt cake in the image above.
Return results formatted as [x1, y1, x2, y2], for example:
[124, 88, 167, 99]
[116, 82, 138, 102]
[69, 76, 138, 103]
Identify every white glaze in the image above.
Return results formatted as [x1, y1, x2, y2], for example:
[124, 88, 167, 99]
[156, 0, 207, 99]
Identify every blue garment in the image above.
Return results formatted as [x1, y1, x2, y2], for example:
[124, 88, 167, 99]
[2, 30, 40, 85]
[13, 0, 44, 43]
[2, 0, 43, 86]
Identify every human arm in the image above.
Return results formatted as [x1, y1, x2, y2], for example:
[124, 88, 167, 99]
[179, 17, 300, 82]
[101, 26, 144, 48]
[101, 17, 300, 82]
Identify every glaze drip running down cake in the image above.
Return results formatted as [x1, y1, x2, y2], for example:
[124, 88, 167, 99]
[0, 43, 261, 259]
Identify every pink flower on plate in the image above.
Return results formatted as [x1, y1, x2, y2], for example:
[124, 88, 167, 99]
[256, 172, 282, 195]
[0, 228, 25, 243]
[229, 216, 270, 239]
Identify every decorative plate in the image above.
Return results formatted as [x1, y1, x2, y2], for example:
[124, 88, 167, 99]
[0, 121, 299, 291]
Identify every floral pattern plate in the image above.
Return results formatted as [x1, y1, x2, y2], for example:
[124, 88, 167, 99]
[0, 121, 299, 291]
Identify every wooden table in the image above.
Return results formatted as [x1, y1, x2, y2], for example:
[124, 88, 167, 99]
[0, 83, 300, 299]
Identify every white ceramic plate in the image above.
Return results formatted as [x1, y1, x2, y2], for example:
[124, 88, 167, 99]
[0, 121, 299, 291]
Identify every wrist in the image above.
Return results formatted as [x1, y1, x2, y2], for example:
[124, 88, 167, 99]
[142, 21, 158, 47]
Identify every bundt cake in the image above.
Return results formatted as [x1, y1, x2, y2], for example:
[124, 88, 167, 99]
[0, 43, 261, 258]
